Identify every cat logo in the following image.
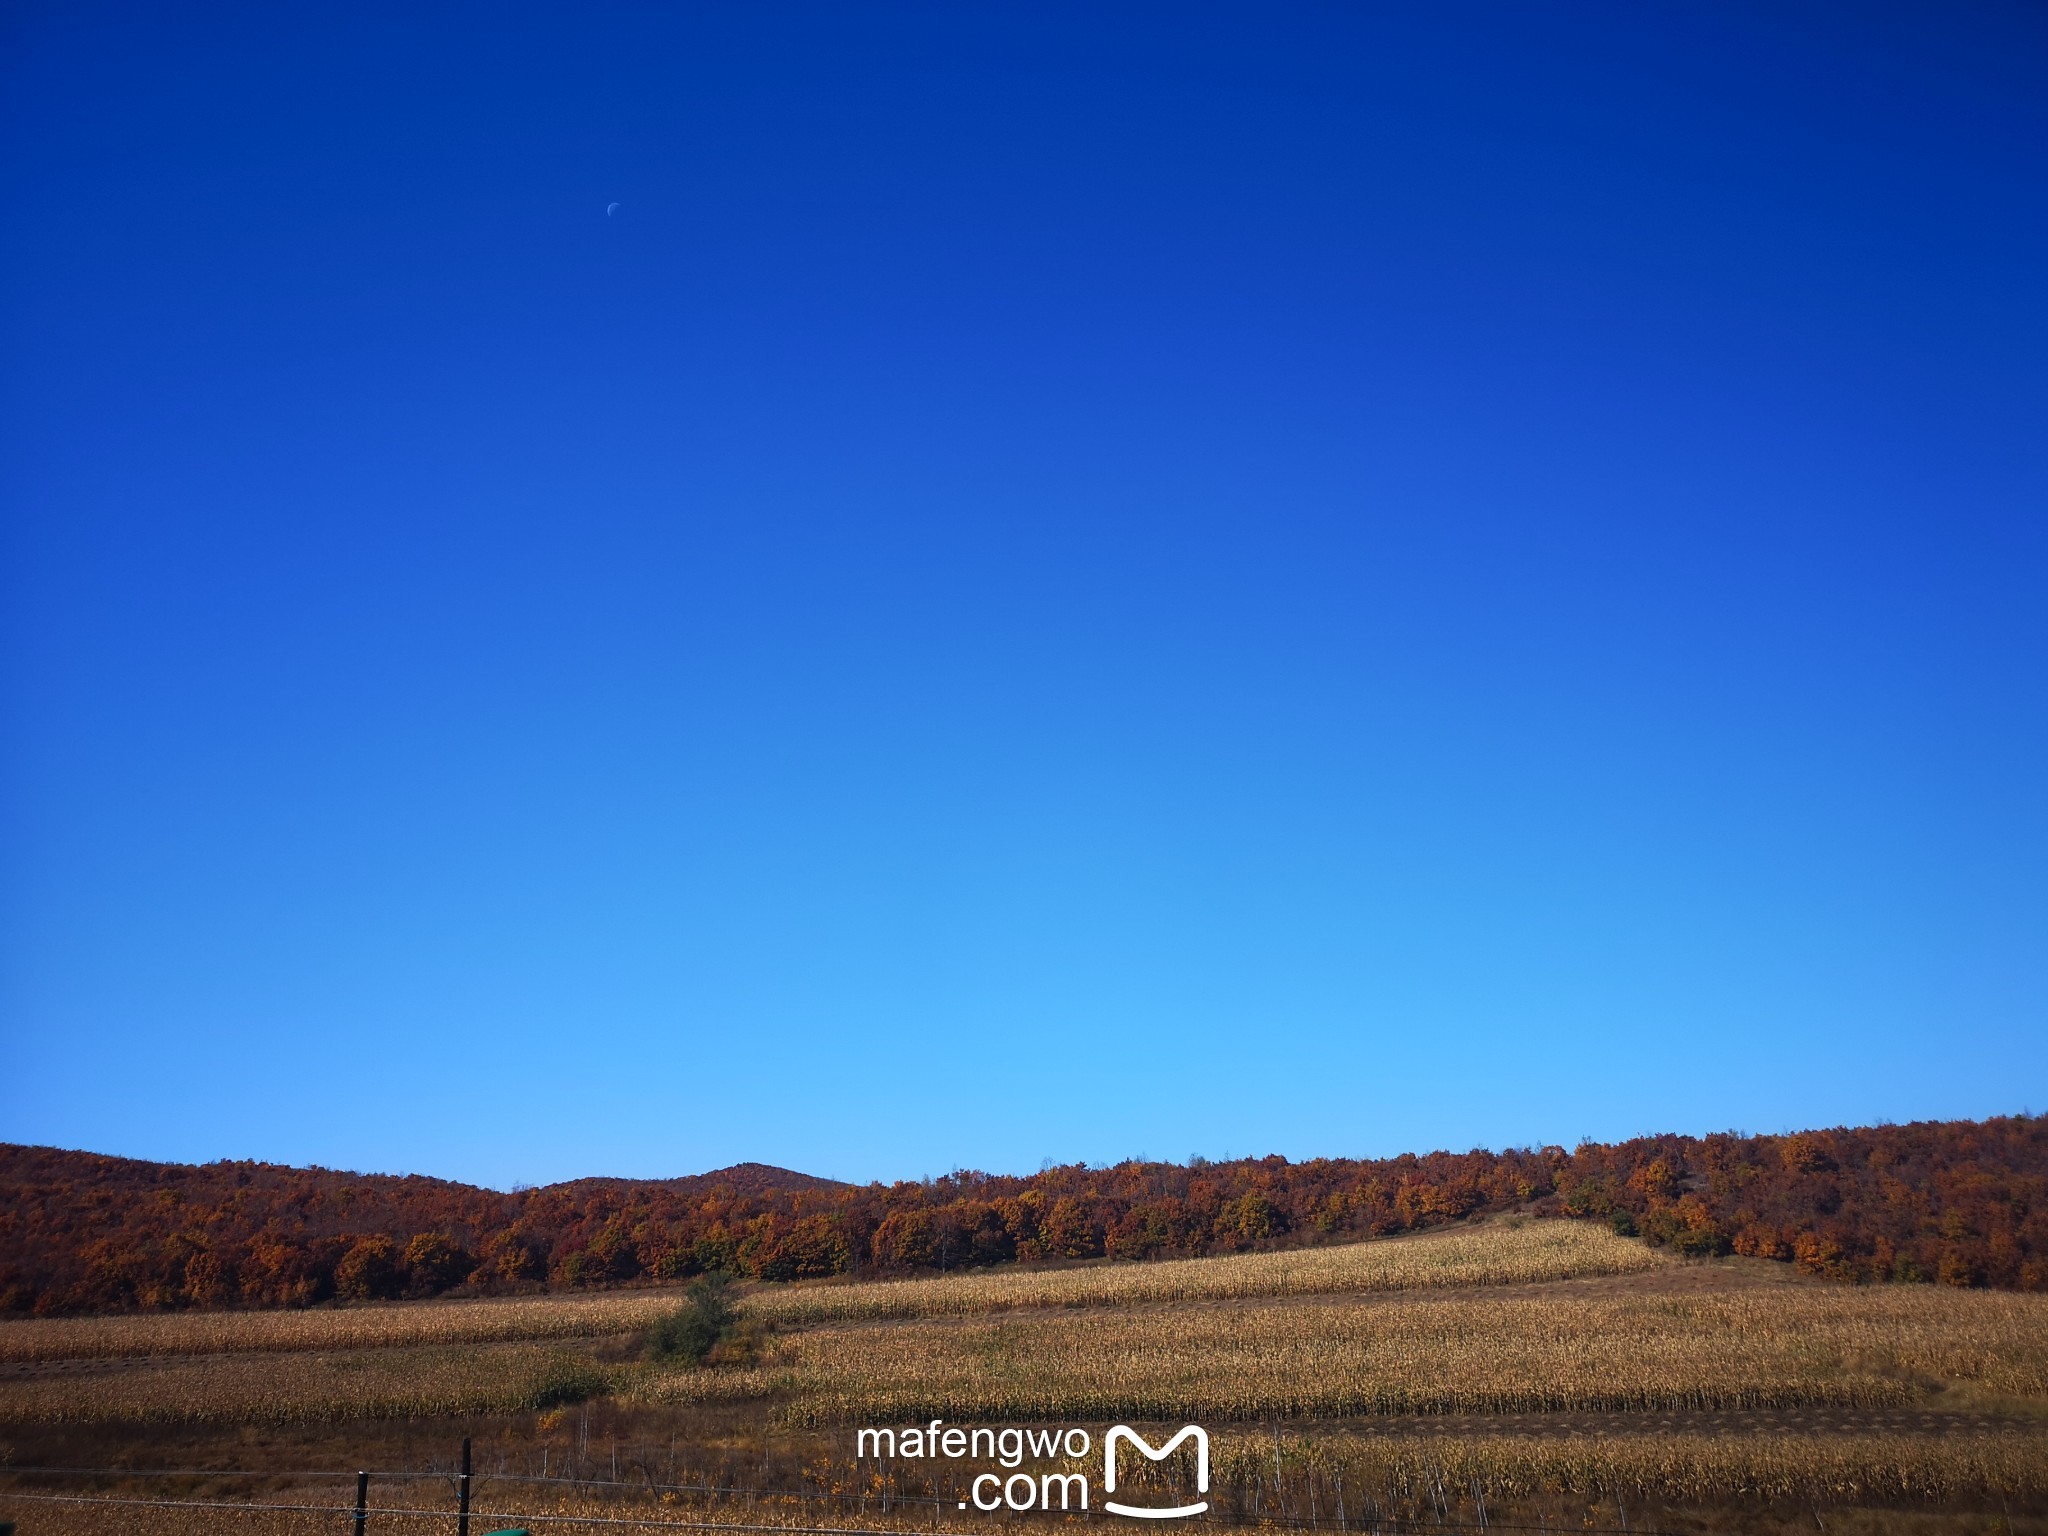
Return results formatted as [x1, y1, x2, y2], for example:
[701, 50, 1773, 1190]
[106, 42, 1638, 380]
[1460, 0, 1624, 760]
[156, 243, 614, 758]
[1103, 1425, 1209, 1519]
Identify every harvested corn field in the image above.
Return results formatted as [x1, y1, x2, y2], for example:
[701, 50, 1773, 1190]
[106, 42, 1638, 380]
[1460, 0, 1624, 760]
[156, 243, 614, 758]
[0, 1287, 689, 1364]
[4, 1222, 2047, 1534]
[0, 1218, 1661, 1363]
[742, 1218, 1671, 1324]
[656, 1265, 2048, 1424]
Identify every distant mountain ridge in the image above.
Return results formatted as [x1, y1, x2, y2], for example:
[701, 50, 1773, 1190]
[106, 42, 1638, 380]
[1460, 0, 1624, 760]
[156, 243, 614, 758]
[0, 1143, 843, 1198]
[522, 1162, 848, 1198]
[2, 1115, 2043, 1315]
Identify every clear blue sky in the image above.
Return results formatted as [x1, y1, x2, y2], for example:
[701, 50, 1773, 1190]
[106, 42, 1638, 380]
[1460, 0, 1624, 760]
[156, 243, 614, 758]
[4, 2, 2044, 1190]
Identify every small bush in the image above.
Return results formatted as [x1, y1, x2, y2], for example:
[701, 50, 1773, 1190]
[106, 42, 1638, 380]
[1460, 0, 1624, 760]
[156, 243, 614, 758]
[529, 1358, 608, 1408]
[1609, 1210, 1639, 1238]
[524, 1368, 602, 1417]
[647, 1274, 736, 1365]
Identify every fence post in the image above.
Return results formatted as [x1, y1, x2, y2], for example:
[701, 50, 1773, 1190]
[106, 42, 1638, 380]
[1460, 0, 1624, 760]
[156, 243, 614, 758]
[459, 1437, 472, 1536]
[355, 1470, 368, 1536]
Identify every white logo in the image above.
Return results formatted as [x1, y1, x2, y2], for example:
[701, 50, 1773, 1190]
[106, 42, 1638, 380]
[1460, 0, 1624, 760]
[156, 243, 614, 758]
[1103, 1425, 1208, 1519]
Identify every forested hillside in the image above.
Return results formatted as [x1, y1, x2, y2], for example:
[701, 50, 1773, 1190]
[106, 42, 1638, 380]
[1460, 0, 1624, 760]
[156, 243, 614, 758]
[2, 1115, 2041, 1314]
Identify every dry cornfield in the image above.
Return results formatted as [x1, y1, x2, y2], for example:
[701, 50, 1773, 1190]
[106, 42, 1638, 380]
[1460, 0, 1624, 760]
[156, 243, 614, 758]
[0, 1218, 1659, 1364]
[0, 1286, 689, 1363]
[6, 1222, 2048, 1526]
[8, 1228, 2048, 1429]
[650, 1272, 2048, 1424]
[0, 1340, 620, 1424]
[1214, 1424, 2048, 1504]
[742, 1219, 1671, 1325]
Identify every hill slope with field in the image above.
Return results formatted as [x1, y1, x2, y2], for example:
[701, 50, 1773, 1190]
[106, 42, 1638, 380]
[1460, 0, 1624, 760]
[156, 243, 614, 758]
[2, 1218, 2044, 1533]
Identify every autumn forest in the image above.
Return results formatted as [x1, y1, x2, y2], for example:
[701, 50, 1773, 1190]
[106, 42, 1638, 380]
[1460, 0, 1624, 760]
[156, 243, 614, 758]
[3, 1114, 2042, 1316]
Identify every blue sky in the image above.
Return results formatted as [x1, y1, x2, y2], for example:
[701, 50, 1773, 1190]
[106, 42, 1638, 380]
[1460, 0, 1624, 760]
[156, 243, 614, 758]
[4, 2, 2045, 1189]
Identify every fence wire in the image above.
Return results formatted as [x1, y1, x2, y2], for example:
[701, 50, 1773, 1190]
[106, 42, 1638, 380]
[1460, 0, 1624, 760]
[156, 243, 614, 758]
[0, 1483, 1674, 1536]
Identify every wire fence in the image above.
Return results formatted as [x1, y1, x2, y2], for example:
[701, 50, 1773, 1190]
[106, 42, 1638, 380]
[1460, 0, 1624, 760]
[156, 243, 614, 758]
[0, 1464, 1673, 1536]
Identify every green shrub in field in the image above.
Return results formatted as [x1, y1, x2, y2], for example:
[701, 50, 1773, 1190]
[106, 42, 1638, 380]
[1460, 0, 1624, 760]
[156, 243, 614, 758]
[647, 1274, 735, 1365]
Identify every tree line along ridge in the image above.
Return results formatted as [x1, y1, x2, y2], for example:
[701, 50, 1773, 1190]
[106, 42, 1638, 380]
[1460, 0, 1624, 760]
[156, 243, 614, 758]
[0, 1115, 2041, 1315]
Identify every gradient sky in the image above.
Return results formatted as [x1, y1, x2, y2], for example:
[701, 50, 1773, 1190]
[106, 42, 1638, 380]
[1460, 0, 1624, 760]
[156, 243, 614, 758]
[4, 2, 2045, 1190]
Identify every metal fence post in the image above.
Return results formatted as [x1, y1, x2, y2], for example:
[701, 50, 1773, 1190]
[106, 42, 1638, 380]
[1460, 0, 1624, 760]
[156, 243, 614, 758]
[355, 1470, 368, 1535]
[459, 1437, 472, 1536]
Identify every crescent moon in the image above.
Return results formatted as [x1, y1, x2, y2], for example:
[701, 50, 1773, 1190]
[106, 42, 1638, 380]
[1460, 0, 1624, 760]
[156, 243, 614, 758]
[606, 202, 620, 215]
